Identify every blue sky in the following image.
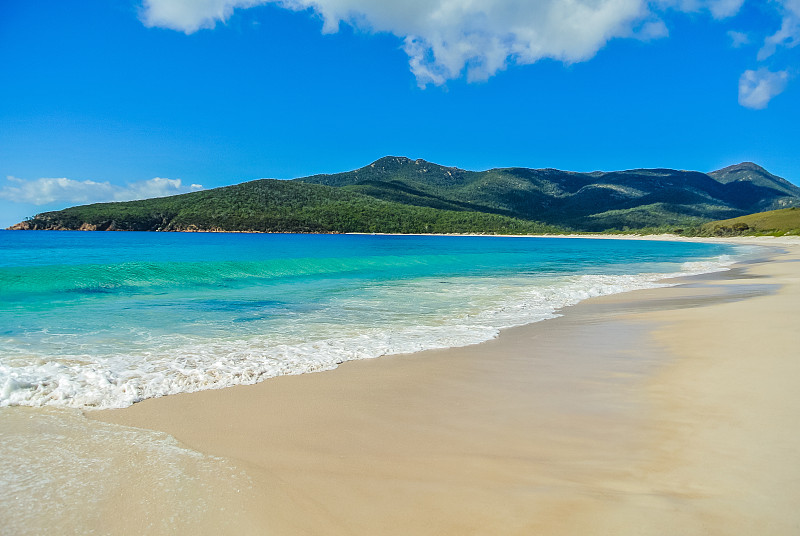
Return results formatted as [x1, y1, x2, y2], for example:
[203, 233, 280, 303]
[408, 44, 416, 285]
[1, 0, 798, 227]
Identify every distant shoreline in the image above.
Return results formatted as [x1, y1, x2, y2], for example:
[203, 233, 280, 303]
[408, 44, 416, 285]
[5, 226, 796, 246]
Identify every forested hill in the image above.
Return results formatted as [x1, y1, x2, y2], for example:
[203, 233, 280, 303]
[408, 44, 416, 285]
[298, 157, 800, 231]
[10, 157, 800, 234]
[10, 178, 561, 235]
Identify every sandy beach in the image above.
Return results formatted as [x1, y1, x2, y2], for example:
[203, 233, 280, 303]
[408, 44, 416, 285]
[90, 236, 800, 535]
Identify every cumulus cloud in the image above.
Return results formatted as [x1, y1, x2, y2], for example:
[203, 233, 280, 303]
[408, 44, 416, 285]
[140, 0, 798, 106]
[706, 0, 746, 18]
[141, 0, 665, 85]
[140, 0, 762, 86]
[0, 176, 203, 206]
[141, 0, 262, 33]
[738, 68, 789, 109]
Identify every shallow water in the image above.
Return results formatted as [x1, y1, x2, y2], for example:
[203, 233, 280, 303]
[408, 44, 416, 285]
[0, 406, 257, 535]
[0, 232, 763, 534]
[0, 231, 750, 410]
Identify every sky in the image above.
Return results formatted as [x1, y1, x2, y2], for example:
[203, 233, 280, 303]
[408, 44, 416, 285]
[1, 0, 798, 227]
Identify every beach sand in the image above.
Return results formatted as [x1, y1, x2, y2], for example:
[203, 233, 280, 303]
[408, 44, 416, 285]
[91, 237, 800, 535]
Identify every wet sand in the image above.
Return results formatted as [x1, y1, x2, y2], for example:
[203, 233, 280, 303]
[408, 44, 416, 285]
[92, 237, 800, 535]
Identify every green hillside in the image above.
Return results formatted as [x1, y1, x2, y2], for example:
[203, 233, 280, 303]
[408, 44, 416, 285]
[701, 207, 800, 236]
[299, 158, 800, 231]
[708, 162, 800, 197]
[10, 157, 800, 234]
[13, 178, 562, 235]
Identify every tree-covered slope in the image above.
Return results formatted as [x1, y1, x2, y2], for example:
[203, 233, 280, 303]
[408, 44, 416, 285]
[12, 178, 562, 235]
[707, 162, 800, 213]
[708, 162, 800, 196]
[297, 157, 800, 231]
[11, 157, 800, 234]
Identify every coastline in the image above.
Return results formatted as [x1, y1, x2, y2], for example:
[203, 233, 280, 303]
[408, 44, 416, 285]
[6, 226, 794, 241]
[86, 236, 800, 534]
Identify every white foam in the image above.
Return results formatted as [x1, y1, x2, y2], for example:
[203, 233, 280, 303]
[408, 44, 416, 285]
[680, 254, 734, 274]
[0, 255, 735, 410]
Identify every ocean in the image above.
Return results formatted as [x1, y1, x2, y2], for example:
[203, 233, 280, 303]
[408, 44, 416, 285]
[0, 231, 748, 410]
[0, 231, 758, 532]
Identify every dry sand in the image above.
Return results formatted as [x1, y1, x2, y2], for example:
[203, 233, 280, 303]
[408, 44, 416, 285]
[91, 237, 800, 535]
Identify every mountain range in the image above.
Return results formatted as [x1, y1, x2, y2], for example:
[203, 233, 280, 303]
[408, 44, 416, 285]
[10, 157, 800, 233]
[299, 157, 800, 230]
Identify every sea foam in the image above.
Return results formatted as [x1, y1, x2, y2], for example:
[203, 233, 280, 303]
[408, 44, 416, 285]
[0, 254, 735, 410]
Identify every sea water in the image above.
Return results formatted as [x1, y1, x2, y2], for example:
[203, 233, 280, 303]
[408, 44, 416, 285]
[0, 231, 749, 410]
[0, 231, 758, 533]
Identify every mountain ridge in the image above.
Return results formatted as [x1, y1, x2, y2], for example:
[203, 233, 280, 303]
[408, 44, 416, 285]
[10, 157, 800, 233]
[296, 157, 800, 230]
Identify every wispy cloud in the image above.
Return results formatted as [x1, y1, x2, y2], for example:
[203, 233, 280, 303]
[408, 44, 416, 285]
[0, 176, 203, 206]
[738, 68, 789, 109]
[662, 0, 745, 19]
[757, 0, 800, 61]
[727, 30, 750, 48]
[732, 0, 799, 108]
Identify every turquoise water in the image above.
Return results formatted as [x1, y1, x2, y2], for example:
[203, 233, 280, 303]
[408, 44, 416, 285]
[0, 231, 745, 409]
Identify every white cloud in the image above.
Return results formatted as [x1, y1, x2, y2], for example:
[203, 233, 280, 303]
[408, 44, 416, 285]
[730, 0, 798, 110]
[702, 0, 744, 18]
[141, 0, 798, 107]
[708, 0, 745, 18]
[141, 0, 662, 85]
[727, 30, 749, 48]
[0, 176, 203, 206]
[758, 0, 800, 60]
[141, 0, 262, 33]
[738, 68, 789, 109]
[660, 0, 744, 18]
[139, 0, 760, 86]
[120, 177, 204, 201]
